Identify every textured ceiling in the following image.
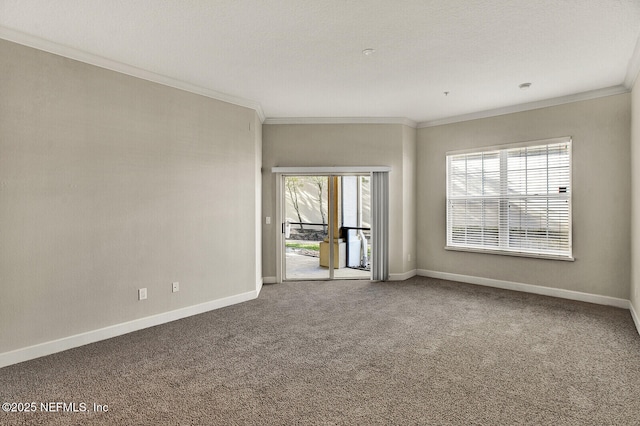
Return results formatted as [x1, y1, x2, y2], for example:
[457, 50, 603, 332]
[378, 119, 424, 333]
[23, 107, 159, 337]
[1, 0, 640, 124]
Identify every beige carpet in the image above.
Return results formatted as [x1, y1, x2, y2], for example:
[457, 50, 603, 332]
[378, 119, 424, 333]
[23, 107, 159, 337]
[1, 277, 639, 425]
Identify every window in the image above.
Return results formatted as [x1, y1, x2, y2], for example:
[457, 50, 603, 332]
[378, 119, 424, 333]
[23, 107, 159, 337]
[446, 137, 572, 260]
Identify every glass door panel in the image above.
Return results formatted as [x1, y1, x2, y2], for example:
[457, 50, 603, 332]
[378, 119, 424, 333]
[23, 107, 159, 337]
[334, 175, 371, 279]
[284, 176, 330, 280]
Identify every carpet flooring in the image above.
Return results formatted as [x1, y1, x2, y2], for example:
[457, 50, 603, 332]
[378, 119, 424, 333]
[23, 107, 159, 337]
[1, 277, 639, 425]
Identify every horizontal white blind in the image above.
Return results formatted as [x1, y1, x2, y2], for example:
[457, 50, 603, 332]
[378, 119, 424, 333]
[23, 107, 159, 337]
[447, 139, 572, 258]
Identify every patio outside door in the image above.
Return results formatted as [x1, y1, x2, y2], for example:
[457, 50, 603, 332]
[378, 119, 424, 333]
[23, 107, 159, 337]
[283, 175, 371, 281]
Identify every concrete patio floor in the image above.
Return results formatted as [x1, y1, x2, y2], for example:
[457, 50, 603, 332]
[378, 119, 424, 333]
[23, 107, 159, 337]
[285, 252, 370, 280]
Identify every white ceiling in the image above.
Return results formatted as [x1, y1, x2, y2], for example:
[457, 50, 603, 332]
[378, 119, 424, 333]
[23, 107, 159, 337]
[1, 0, 640, 125]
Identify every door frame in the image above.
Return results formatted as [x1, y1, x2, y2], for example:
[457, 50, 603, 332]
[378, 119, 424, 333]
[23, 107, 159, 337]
[272, 166, 391, 283]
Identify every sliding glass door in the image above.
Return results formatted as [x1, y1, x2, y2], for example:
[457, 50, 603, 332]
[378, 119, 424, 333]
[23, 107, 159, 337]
[283, 174, 372, 281]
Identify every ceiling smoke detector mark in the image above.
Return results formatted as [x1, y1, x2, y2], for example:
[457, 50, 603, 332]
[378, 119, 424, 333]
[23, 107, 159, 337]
[444, 91, 450, 96]
[362, 48, 376, 56]
[519, 82, 532, 90]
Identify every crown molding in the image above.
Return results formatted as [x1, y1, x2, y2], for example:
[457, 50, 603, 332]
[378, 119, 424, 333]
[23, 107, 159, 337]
[271, 166, 391, 173]
[417, 85, 630, 128]
[263, 85, 628, 130]
[263, 117, 418, 128]
[0, 26, 266, 122]
[624, 32, 640, 89]
[2, 25, 632, 129]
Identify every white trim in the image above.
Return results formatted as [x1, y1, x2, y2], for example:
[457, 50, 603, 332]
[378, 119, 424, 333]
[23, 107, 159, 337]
[272, 166, 391, 174]
[624, 33, 640, 89]
[0, 290, 258, 369]
[3, 26, 630, 130]
[263, 117, 417, 128]
[444, 246, 575, 262]
[263, 276, 277, 284]
[256, 279, 263, 296]
[275, 175, 284, 283]
[0, 26, 266, 122]
[630, 302, 640, 336]
[3, 26, 631, 130]
[389, 269, 417, 281]
[416, 269, 629, 309]
[417, 85, 629, 128]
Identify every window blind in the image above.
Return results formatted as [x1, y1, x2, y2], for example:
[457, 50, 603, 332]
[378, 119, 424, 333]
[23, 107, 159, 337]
[446, 138, 572, 259]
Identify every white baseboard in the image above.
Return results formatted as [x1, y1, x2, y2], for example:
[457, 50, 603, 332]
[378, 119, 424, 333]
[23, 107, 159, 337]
[256, 278, 263, 295]
[417, 269, 630, 309]
[389, 269, 417, 281]
[630, 302, 640, 336]
[262, 276, 277, 284]
[0, 289, 259, 369]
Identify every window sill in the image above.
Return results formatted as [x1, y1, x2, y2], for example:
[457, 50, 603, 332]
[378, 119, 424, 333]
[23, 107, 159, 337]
[444, 246, 575, 262]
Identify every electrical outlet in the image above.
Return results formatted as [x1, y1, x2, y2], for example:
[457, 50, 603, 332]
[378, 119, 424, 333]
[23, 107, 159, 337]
[266, 216, 271, 225]
[138, 288, 147, 300]
[172, 282, 179, 293]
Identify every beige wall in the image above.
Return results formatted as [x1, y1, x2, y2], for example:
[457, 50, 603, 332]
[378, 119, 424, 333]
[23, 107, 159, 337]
[262, 123, 417, 280]
[0, 39, 261, 354]
[417, 94, 631, 299]
[2, 35, 635, 360]
[631, 83, 640, 313]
